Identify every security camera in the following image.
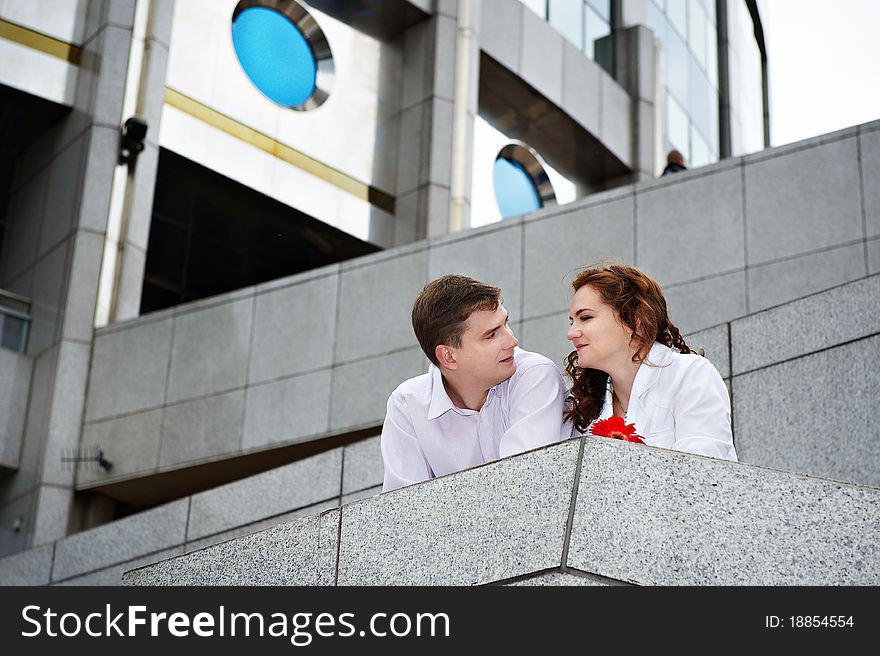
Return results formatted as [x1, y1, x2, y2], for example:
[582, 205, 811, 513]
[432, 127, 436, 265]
[118, 116, 148, 167]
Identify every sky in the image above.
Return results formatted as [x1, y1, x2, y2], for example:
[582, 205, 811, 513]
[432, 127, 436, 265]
[759, 0, 880, 146]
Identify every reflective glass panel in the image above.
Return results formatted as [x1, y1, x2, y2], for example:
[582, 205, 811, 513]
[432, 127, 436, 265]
[665, 27, 689, 109]
[586, 0, 610, 22]
[519, 0, 548, 19]
[690, 123, 712, 167]
[688, 0, 707, 69]
[549, 0, 583, 49]
[583, 4, 610, 60]
[232, 7, 317, 107]
[493, 158, 542, 219]
[667, 93, 690, 156]
[666, 0, 688, 40]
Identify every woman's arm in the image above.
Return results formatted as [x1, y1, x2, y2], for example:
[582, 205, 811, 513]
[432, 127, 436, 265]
[672, 358, 738, 462]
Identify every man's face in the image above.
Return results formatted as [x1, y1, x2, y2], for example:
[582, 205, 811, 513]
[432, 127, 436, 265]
[449, 304, 519, 388]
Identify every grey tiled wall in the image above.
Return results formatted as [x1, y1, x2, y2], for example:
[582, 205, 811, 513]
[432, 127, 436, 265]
[0, 437, 384, 585]
[123, 436, 880, 586]
[79, 121, 880, 489]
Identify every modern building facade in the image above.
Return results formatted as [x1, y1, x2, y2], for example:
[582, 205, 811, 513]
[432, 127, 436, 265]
[1, 0, 856, 569]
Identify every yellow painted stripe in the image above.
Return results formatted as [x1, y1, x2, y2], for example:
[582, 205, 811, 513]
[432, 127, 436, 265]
[0, 19, 81, 65]
[164, 88, 395, 214]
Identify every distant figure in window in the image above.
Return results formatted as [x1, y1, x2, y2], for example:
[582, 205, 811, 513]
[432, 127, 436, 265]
[661, 149, 687, 176]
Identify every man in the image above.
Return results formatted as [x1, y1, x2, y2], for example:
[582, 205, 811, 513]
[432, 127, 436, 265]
[661, 149, 687, 176]
[381, 274, 572, 492]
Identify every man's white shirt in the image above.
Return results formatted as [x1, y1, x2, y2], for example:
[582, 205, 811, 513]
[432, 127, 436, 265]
[381, 347, 573, 492]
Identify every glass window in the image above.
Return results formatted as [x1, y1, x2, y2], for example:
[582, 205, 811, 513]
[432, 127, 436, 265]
[583, 4, 610, 60]
[586, 0, 610, 23]
[519, 0, 548, 19]
[690, 123, 712, 167]
[688, 0, 707, 70]
[688, 57, 712, 141]
[665, 28, 689, 111]
[493, 158, 543, 219]
[231, 6, 317, 108]
[0, 314, 28, 352]
[705, 16, 718, 89]
[667, 94, 690, 156]
[666, 0, 688, 40]
[645, 0, 668, 45]
[701, 0, 715, 25]
[549, 0, 583, 49]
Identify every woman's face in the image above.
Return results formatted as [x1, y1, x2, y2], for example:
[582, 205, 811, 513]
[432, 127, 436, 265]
[566, 284, 635, 372]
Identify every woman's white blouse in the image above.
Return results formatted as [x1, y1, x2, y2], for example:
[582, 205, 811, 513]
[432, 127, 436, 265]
[587, 342, 737, 461]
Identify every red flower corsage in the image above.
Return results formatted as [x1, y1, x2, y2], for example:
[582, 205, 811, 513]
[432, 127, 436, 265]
[590, 416, 645, 444]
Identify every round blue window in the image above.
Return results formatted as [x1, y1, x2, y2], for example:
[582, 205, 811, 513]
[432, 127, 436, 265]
[493, 157, 542, 219]
[232, 6, 317, 108]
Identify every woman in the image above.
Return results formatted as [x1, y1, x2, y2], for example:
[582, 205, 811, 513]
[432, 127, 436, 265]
[564, 264, 737, 461]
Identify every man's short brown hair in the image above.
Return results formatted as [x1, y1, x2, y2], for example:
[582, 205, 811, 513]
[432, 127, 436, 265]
[412, 275, 501, 365]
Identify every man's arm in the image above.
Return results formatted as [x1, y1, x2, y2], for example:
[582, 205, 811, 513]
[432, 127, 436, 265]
[380, 391, 433, 492]
[499, 362, 572, 458]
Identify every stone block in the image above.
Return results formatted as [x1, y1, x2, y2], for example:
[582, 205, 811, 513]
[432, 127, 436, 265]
[429, 224, 523, 318]
[0, 350, 31, 468]
[248, 273, 338, 384]
[91, 26, 132, 127]
[167, 296, 253, 403]
[428, 97, 453, 186]
[342, 436, 383, 495]
[861, 126, 880, 238]
[684, 323, 729, 379]
[745, 136, 862, 266]
[330, 348, 425, 432]
[748, 243, 867, 314]
[184, 500, 340, 554]
[55, 547, 183, 585]
[480, 0, 521, 74]
[60, 230, 104, 342]
[733, 336, 880, 488]
[78, 409, 162, 487]
[731, 274, 880, 375]
[2, 163, 46, 282]
[396, 101, 428, 194]
[562, 40, 601, 132]
[242, 369, 331, 450]
[0, 544, 53, 585]
[520, 9, 563, 106]
[39, 135, 85, 256]
[336, 439, 580, 585]
[507, 570, 618, 586]
[600, 75, 632, 166]
[42, 340, 91, 488]
[186, 449, 342, 541]
[637, 166, 744, 287]
[123, 509, 340, 585]
[341, 485, 382, 506]
[31, 485, 72, 546]
[523, 194, 635, 319]
[663, 270, 747, 334]
[77, 126, 119, 233]
[159, 389, 245, 468]
[567, 438, 880, 584]
[86, 316, 172, 421]
[518, 313, 574, 373]
[869, 238, 880, 275]
[27, 241, 68, 356]
[335, 250, 427, 362]
[53, 498, 188, 581]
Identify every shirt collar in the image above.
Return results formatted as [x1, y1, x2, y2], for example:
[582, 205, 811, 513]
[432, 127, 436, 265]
[426, 361, 504, 420]
[632, 341, 674, 399]
[427, 365, 455, 420]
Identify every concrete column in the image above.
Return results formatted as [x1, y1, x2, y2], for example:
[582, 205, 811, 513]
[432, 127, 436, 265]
[392, 1, 479, 245]
[0, 0, 148, 555]
[610, 24, 657, 180]
[97, 0, 174, 324]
